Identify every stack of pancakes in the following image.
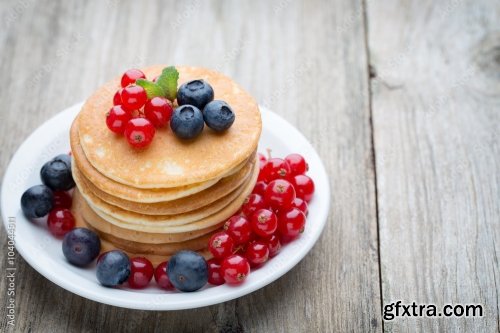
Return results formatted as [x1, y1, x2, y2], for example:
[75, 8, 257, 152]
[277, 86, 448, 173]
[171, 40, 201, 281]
[70, 66, 261, 265]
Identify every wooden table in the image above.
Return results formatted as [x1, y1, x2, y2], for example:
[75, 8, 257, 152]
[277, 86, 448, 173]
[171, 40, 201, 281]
[0, 1, 498, 332]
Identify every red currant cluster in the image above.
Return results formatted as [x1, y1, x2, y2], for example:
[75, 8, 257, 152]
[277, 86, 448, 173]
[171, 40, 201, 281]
[205, 152, 315, 285]
[106, 69, 173, 148]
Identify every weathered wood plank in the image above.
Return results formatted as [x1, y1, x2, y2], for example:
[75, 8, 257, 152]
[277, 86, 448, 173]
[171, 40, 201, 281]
[367, 0, 500, 331]
[0, 0, 380, 332]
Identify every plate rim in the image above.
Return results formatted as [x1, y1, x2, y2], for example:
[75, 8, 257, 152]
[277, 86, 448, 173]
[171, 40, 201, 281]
[1, 102, 330, 310]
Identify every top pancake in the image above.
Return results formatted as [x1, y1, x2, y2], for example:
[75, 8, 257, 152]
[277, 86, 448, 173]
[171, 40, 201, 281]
[77, 65, 262, 189]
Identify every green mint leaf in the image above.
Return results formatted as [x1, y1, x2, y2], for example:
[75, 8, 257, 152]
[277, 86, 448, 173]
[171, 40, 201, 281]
[156, 66, 179, 102]
[136, 78, 165, 99]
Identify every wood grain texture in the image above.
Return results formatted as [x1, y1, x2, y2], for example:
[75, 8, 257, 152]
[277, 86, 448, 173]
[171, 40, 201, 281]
[0, 0, 381, 332]
[367, 0, 500, 331]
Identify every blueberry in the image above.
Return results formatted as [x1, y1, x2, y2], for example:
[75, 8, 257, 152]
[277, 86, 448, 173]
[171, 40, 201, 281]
[62, 228, 101, 267]
[203, 100, 235, 132]
[20, 185, 54, 219]
[167, 250, 208, 292]
[41, 154, 75, 191]
[177, 80, 214, 110]
[170, 105, 205, 140]
[96, 250, 131, 287]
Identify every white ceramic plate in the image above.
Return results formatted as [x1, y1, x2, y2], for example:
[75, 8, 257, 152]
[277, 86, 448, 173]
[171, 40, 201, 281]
[1, 103, 330, 310]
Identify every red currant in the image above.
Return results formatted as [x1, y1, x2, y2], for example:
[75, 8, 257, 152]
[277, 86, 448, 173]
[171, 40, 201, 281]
[245, 240, 269, 267]
[128, 257, 154, 289]
[285, 153, 308, 175]
[207, 259, 225, 285]
[241, 194, 266, 217]
[221, 254, 250, 284]
[277, 207, 306, 240]
[224, 215, 253, 245]
[121, 84, 148, 111]
[265, 234, 281, 257]
[250, 209, 278, 237]
[291, 197, 308, 215]
[121, 69, 146, 88]
[113, 88, 123, 105]
[124, 118, 156, 148]
[106, 105, 132, 134]
[208, 232, 235, 259]
[53, 191, 72, 209]
[252, 181, 267, 197]
[264, 179, 296, 210]
[47, 208, 75, 237]
[262, 158, 291, 182]
[292, 174, 315, 202]
[144, 97, 173, 128]
[257, 160, 267, 182]
[154, 261, 174, 290]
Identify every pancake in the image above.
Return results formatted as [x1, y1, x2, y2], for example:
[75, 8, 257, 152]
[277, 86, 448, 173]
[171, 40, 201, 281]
[72, 156, 254, 215]
[70, 120, 255, 203]
[81, 162, 258, 234]
[73, 190, 222, 243]
[73, 206, 211, 266]
[77, 65, 261, 189]
[79, 158, 258, 225]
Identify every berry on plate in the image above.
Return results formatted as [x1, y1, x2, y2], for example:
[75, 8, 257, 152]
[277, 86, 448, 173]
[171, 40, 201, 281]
[250, 209, 278, 238]
[106, 105, 132, 134]
[170, 105, 205, 140]
[241, 194, 266, 218]
[252, 181, 267, 197]
[177, 79, 214, 110]
[221, 254, 250, 284]
[245, 240, 269, 267]
[262, 158, 292, 182]
[208, 232, 235, 259]
[154, 261, 175, 290]
[47, 208, 75, 237]
[121, 69, 146, 88]
[265, 234, 281, 258]
[264, 179, 296, 210]
[52, 191, 72, 209]
[285, 153, 308, 176]
[124, 118, 156, 148]
[40, 154, 75, 191]
[144, 97, 173, 128]
[167, 250, 208, 292]
[207, 259, 225, 286]
[291, 197, 308, 215]
[224, 215, 253, 245]
[96, 250, 131, 287]
[277, 207, 306, 240]
[203, 100, 235, 132]
[128, 257, 154, 289]
[292, 174, 315, 202]
[62, 228, 101, 267]
[20, 185, 54, 219]
[121, 84, 148, 111]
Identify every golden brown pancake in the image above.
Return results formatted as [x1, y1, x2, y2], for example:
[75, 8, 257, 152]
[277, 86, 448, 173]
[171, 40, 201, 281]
[78, 163, 258, 234]
[72, 157, 254, 215]
[70, 120, 255, 203]
[77, 65, 261, 188]
[73, 190, 222, 244]
[73, 205, 211, 266]
[78, 159, 257, 225]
